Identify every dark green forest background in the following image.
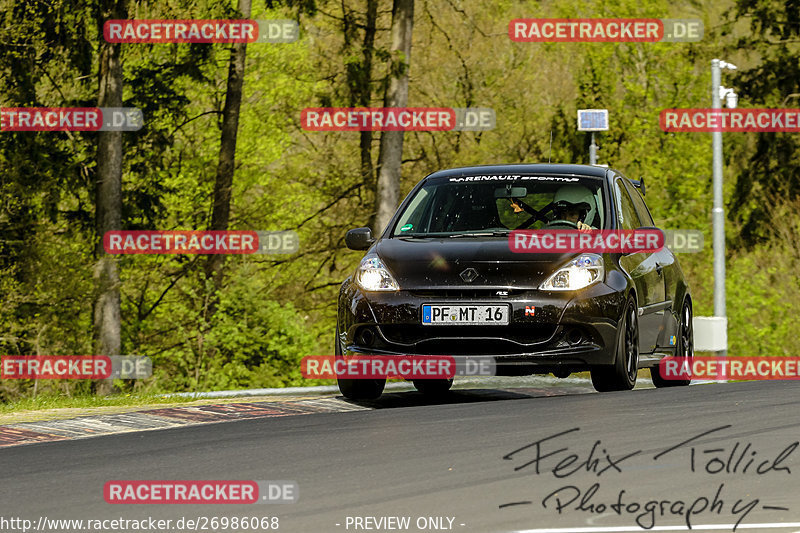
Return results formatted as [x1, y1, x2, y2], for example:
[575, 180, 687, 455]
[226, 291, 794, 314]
[1, 0, 799, 400]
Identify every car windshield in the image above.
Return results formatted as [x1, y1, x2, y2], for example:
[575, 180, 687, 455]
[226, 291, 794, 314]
[392, 175, 606, 236]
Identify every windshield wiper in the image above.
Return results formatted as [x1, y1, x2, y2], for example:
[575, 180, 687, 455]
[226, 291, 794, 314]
[446, 231, 511, 238]
[396, 233, 444, 239]
[397, 231, 510, 239]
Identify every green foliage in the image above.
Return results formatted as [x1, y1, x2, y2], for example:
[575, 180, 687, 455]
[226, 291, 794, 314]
[727, 0, 800, 245]
[726, 245, 800, 356]
[2, 0, 800, 403]
[146, 271, 319, 392]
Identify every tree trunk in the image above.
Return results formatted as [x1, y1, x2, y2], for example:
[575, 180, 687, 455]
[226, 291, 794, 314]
[373, 0, 414, 236]
[341, 0, 378, 226]
[359, 0, 378, 193]
[93, 0, 127, 395]
[205, 0, 251, 295]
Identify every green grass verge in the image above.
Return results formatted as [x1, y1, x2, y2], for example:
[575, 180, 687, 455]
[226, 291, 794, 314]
[0, 393, 196, 415]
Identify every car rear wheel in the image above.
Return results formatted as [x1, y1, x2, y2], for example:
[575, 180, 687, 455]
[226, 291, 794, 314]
[334, 325, 386, 400]
[591, 296, 639, 392]
[651, 299, 693, 387]
[413, 378, 453, 396]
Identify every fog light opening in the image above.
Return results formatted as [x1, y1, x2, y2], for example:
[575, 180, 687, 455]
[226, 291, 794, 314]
[357, 327, 376, 347]
[567, 328, 583, 345]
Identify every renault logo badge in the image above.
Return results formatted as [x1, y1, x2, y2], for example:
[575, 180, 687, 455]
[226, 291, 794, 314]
[460, 267, 478, 283]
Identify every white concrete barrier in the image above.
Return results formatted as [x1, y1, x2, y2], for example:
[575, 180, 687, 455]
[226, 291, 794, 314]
[693, 316, 727, 351]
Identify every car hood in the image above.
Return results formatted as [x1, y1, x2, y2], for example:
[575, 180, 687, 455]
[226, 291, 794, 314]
[375, 237, 579, 290]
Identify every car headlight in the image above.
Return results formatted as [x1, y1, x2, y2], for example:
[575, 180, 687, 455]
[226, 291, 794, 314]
[539, 254, 604, 291]
[355, 257, 400, 291]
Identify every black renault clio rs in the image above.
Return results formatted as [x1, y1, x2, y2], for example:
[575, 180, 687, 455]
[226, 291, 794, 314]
[336, 164, 693, 399]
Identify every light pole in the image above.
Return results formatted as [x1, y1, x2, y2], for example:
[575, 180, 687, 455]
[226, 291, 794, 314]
[711, 58, 736, 358]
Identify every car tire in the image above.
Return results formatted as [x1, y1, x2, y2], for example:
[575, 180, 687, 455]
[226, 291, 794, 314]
[413, 378, 453, 396]
[334, 324, 386, 400]
[651, 299, 693, 388]
[591, 296, 639, 392]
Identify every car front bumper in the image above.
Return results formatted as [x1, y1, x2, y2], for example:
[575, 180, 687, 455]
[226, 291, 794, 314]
[337, 279, 627, 372]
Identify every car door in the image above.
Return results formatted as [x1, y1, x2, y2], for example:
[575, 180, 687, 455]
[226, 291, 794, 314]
[624, 179, 676, 350]
[614, 177, 665, 354]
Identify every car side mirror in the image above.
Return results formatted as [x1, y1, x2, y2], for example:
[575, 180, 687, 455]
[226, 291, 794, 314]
[632, 177, 646, 196]
[345, 227, 374, 250]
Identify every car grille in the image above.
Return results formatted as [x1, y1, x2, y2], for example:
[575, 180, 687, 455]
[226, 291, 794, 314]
[409, 289, 527, 298]
[378, 324, 557, 354]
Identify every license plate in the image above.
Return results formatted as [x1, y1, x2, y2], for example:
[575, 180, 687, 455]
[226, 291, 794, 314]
[421, 304, 509, 325]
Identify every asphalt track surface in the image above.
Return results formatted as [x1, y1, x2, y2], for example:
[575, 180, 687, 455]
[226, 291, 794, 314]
[3, 380, 800, 533]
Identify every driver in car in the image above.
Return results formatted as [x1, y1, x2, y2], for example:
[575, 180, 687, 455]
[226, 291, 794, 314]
[546, 184, 597, 231]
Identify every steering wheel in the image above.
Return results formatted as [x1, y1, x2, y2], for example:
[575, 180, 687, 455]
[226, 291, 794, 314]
[545, 219, 579, 229]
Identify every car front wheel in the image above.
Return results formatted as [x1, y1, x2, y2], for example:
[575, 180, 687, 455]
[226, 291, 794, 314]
[591, 296, 639, 392]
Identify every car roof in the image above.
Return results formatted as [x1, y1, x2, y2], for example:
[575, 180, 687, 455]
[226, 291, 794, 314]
[424, 163, 612, 181]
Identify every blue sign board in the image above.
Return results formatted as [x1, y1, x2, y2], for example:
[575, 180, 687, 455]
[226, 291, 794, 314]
[577, 109, 609, 131]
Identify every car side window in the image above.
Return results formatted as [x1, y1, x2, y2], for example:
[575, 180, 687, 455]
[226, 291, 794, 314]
[614, 179, 641, 230]
[623, 180, 655, 227]
[393, 186, 432, 235]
